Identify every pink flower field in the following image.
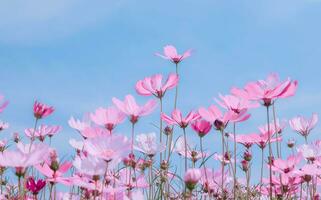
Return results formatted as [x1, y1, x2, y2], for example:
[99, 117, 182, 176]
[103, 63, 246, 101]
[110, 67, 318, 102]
[0, 45, 320, 200]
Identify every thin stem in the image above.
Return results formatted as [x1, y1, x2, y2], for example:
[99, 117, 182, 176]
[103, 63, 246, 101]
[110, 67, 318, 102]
[29, 118, 39, 152]
[221, 129, 225, 195]
[272, 104, 280, 159]
[260, 148, 264, 198]
[200, 137, 208, 181]
[183, 128, 187, 172]
[266, 105, 273, 200]
[159, 98, 163, 163]
[233, 123, 237, 199]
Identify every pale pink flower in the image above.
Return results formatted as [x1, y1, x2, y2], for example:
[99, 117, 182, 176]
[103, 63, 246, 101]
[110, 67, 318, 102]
[228, 133, 258, 148]
[289, 113, 318, 137]
[90, 107, 125, 132]
[25, 125, 61, 141]
[272, 154, 302, 174]
[135, 73, 179, 98]
[33, 101, 54, 119]
[112, 94, 157, 124]
[73, 155, 107, 176]
[79, 126, 109, 139]
[118, 168, 149, 189]
[0, 121, 9, 131]
[84, 135, 130, 162]
[35, 161, 72, 185]
[215, 94, 259, 113]
[135, 132, 165, 156]
[184, 168, 202, 190]
[231, 73, 298, 106]
[68, 116, 91, 132]
[156, 45, 192, 64]
[161, 109, 200, 128]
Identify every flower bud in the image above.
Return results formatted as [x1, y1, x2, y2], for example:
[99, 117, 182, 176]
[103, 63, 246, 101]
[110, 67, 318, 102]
[184, 168, 202, 191]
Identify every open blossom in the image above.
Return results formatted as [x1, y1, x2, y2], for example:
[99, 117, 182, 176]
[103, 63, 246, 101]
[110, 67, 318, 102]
[135, 73, 179, 98]
[78, 126, 109, 139]
[73, 155, 108, 176]
[215, 94, 259, 113]
[289, 113, 318, 137]
[68, 116, 90, 132]
[228, 133, 258, 149]
[112, 94, 157, 124]
[161, 109, 200, 128]
[135, 132, 165, 156]
[84, 135, 130, 162]
[191, 120, 212, 137]
[199, 105, 249, 130]
[36, 161, 72, 185]
[25, 125, 61, 141]
[271, 154, 302, 174]
[231, 73, 298, 106]
[297, 143, 321, 162]
[156, 45, 192, 64]
[0, 95, 9, 113]
[26, 177, 46, 195]
[0, 143, 50, 169]
[184, 168, 202, 190]
[33, 101, 54, 119]
[90, 107, 125, 132]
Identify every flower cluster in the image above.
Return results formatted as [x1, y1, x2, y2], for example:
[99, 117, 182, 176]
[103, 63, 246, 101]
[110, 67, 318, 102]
[0, 45, 318, 200]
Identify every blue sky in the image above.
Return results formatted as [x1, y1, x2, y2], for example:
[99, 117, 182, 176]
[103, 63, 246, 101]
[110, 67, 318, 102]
[1, 0, 321, 181]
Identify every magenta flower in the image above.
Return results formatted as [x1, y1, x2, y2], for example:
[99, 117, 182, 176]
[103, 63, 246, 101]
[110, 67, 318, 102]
[112, 95, 157, 124]
[156, 45, 192, 64]
[161, 109, 200, 128]
[135, 73, 179, 99]
[191, 120, 212, 137]
[199, 105, 249, 130]
[289, 113, 318, 138]
[0, 95, 8, 113]
[33, 101, 54, 119]
[90, 107, 125, 132]
[184, 168, 202, 190]
[231, 73, 298, 106]
[26, 177, 46, 195]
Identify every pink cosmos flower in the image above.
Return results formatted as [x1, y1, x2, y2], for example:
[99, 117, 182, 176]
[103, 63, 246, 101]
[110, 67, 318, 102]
[73, 155, 108, 176]
[78, 127, 109, 139]
[135, 73, 179, 98]
[26, 177, 46, 195]
[184, 168, 202, 190]
[253, 132, 281, 149]
[134, 132, 165, 157]
[198, 105, 249, 130]
[90, 107, 125, 132]
[0, 95, 8, 113]
[118, 168, 149, 190]
[161, 109, 200, 128]
[271, 154, 302, 174]
[289, 113, 318, 138]
[68, 116, 91, 132]
[231, 73, 298, 106]
[35, 161, 72, 185]
[33, 101, 54, 119]
[112, 95, 157, 124]
[156, 45, 192, 64]
[84, 135, 130, 162]
[25, 125, 61, 141]
[228, 133, 258, 149]
[215, 94, 259, 113]
[191, 120, 212, 137]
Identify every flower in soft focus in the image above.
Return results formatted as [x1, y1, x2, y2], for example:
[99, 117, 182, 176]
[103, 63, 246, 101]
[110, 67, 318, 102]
[161, 109, 200, 128]
[112, 94, 157, 124]
[84, 135, 130, 162]
[35, 160, 72, 185]
[228, 133, 257, 149]
[90, 107, 125, 132]
[0, 95, 8, 113]
[0, 140, 7, 152]
[68, 116, 91, 132]
[0, 143, 49, 176]
[79, 127, 109, 139]
[33, 101, 54, 119]
[184, 168, 202, 191]
[135, 73, 179, 98]
[289, 113, 318, 138]
[25, 125, 61, 141]
[199, 105, 249, 130]
[0, 121, 9, 131]
[287, 139, 295, 148]
[297, 143, 321, 162]
[135, 132, 165, 157]
[73, 155, 108, 176]
[215, 94, 259, 113]
[272, 154, 302, 175]
[191, 120, 212, 137]
[241, 160, 249, 172]
[253, 132, 281, 149]
[156, 45, 192, 64]
[118, 168, 149, 189]
[26, 177, 46, 195]
[231, 73, 298, 106]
